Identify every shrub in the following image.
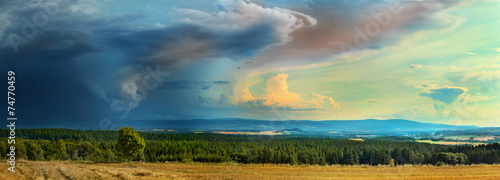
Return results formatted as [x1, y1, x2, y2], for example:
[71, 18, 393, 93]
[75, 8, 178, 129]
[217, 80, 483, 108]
[435, 161, 445, 166]
[182, 158, 193, 163]
[389, 159, 396, 167]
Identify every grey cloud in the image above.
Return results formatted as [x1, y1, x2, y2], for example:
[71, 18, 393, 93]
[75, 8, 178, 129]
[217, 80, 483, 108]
[213, 81, 231, 85]
[161, 80, 230, 90]
[241, 0, 458, 72]
[101, 1, 316, 111]
[419, 87, 466, 104]
[192, 94, 233, 108]
[0, 0, 464, 128]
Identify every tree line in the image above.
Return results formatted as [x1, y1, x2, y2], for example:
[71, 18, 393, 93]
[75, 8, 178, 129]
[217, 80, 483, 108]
[1, 128, 499, 166]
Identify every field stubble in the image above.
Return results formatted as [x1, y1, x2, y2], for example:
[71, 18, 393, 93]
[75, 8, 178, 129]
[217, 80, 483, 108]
[1, 161, 499, 180]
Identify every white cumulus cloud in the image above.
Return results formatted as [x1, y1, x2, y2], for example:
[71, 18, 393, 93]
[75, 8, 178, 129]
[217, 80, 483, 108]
[175, 0, 317, 45]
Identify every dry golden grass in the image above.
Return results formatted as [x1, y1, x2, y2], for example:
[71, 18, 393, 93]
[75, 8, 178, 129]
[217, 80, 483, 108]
[1, 161, 499, 180]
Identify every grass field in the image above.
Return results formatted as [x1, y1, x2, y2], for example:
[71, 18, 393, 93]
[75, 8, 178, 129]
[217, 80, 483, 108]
[1, 161, 499, 180]
[416, 140, 488, 146]
[444, 136, 498, 141]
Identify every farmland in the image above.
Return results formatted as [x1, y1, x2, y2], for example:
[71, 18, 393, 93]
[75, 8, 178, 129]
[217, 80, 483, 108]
[2, 161, 500, 180]
[416, 140, 487, 146]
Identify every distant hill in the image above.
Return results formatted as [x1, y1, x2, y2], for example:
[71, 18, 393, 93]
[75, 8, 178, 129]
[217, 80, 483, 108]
[118, 118, 480, 134]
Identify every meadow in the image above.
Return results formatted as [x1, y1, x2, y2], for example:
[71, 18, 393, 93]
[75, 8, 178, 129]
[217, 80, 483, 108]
[416, 140, 487, 146]
[1, 161, 499, 180]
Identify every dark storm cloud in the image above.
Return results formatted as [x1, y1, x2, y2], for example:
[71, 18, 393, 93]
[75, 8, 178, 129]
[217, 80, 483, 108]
[0, 0, 152, 128]
[98, 0, 319, 113]
[1, 0, 287, 128]
[106, 23, 276, 65]
[0, 0, 109, 128]
[100, 22, 278, 112]
[1, 0, 460, 128]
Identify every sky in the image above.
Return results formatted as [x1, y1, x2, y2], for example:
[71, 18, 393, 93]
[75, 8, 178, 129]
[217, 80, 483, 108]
[1, 0, 499, 128]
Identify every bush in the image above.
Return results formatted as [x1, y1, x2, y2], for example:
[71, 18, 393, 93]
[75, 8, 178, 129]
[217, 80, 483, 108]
[158, 155, 166, 162]
[435, 161, 445, 166]
[435, 152, 467, 165]
[182, 158, 193, 163]
[389, 159, 396, 167]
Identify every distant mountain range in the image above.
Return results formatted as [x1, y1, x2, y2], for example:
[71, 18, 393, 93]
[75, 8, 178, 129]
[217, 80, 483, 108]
[118, 118, 481, 134]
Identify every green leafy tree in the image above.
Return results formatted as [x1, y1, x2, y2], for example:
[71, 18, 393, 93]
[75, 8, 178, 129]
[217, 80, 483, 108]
[117, 127, 146, 161]
[70, 149, 79, 161]
[25, 141, 44, 161]
[436, 152, 467, 165]
[2, 128, 498, 165]
[0, 141, 6, 159]
[55, 140, 69, 160]
[78, 142, 94, 160]
[16, 141, 28, 160]
[105, 149, 118, 162]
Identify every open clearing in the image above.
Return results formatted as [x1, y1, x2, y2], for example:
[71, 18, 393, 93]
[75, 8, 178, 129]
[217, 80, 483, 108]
[1, 161, 499, 180]
[444, 135, 498, 141]
[416, 140, 487, 146]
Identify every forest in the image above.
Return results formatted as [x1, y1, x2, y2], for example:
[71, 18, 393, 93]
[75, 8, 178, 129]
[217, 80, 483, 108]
[1, 128, 499, 166]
